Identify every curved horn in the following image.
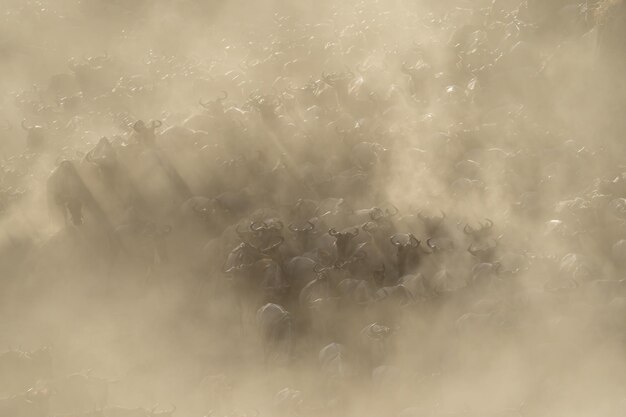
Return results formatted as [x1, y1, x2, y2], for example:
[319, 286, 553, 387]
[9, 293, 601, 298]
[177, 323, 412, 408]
[263, 236, 284, 252]
[217, 90, 228, 101]
[251, 221, 268, 232]
[362, 221, 376, 232]
[304, 220, 315, 232]
[349, 227, 360, 237]
[199, 98, 211, 109]
[149, 120, 162, 129]
[427, 238, 437, 250]
[272, 220, 284, 231]
[409, 234, 420, 248]
[329, 228, 339, 237]
[464, 224, 474, 235]
[21, 120, 32, 131]
[482, 218, 494, 229]
[288, 223, 298, 233]
[390, 235, 402, 247]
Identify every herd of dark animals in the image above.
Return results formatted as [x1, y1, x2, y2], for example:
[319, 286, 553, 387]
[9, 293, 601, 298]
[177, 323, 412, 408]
[1, 0, 626, 416]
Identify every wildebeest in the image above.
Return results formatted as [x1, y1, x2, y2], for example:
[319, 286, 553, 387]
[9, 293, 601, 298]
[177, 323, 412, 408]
[47, 160, 97, 226]
[256, 303, 293, 365]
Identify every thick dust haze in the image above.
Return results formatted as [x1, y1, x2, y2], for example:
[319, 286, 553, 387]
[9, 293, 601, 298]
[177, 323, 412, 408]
[1, 0, 626, 416]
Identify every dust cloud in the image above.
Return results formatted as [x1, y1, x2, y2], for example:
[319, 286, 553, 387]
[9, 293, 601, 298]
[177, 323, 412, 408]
[1, 0, 626, 416]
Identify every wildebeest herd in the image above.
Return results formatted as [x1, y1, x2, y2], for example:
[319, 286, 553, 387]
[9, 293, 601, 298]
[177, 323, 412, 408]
[1, 0, 626, 416]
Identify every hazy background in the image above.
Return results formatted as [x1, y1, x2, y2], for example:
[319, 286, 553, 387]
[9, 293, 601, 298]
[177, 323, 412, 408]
[1, 0, 626, 416]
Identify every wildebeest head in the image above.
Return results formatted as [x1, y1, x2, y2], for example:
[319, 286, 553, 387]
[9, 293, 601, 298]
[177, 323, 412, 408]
[256, 303, 293, 364]
[200, 90, 228, 116]
[361, 205, 398, 231]
[361, 322, 393, 345]
[463, 218, 494, 240]
[251, 219, 284, 235]
[223, 242, 259, 274]
[132, 119, 162, 146]
[256, 235, 285, 261]
[289, 221, 315, 235]
[372, 263, 386, 288]
[391, 233, 422, 276]
[85, 137, 117, 169]
[224, 231, 284, 274]
[467, 239, 499, 262]
[418, 210, 446, 234]
[329, 227, 359, 260]
[250, 219, 284, 251]
[246, 93, 281, 121]
[289, 221, 316, 250]
[401, 60, 433, 91]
